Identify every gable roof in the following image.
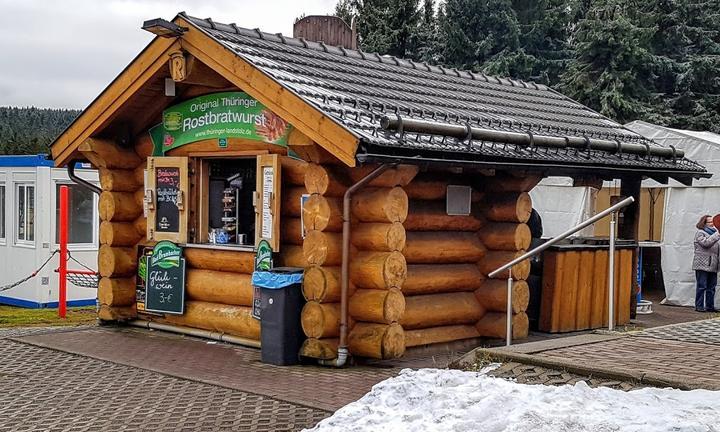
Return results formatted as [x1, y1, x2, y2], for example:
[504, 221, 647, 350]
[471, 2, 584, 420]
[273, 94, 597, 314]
[183, 14, 707, 183]
[51, 12, 708, 184]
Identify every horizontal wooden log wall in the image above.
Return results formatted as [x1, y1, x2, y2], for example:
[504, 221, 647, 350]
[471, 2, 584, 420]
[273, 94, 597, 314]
[296, 163, 415, 360]
[88, 134, 263, 342]
[158, 248, 260, 339]
[400, 172, 539, 347]
[86, 136, 148, 322]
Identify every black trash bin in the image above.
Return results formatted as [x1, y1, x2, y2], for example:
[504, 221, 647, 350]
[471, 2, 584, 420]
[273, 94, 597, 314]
[252, 267, 305, 365]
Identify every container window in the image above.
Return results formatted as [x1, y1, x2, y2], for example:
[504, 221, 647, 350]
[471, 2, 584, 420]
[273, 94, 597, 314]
[55, 184, 95, 244]
[16, 184, 34, 243]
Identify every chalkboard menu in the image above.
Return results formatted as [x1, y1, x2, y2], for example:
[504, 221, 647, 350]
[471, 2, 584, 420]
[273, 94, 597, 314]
[145, 241, 186, 315]
[155, 167, 180, 233]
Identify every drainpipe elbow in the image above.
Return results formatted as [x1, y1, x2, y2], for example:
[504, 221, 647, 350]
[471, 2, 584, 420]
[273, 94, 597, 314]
[318, 346, 349, 367]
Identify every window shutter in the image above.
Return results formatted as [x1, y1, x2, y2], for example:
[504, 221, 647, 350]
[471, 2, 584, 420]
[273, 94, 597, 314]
[146, 156, 189, 243]
[255, 154, 281, 251]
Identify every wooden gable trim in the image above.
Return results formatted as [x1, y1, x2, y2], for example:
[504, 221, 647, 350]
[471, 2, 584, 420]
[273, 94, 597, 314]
[176, 16, 359, 167]
[51, 37, 181, 166]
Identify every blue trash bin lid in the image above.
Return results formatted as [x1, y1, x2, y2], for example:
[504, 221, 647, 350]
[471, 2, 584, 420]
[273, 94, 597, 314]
[251, 270, 304, 289]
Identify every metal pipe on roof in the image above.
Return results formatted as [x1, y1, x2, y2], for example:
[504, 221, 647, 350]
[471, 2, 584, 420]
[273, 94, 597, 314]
[379, 116, 685, 159]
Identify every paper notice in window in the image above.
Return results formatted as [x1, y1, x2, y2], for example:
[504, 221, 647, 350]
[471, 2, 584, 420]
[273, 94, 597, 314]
[262, 167, 273, 239]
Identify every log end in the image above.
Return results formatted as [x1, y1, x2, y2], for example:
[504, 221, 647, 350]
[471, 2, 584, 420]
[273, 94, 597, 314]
[98, 304, 137, 322]
[383, 251, 408, 289]
[387, 222, 407, 252]
[384, 288, 406, 323]
[300, 337, 339, 360]
[382, 322, 406, 359]
[301, 301, 336, 339]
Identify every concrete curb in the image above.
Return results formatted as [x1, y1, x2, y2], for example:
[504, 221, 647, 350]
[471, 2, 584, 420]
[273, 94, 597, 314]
[452, 347, 716, 390]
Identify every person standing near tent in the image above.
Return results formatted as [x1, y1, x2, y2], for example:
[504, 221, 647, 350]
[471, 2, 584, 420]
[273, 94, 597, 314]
[693, 214, 720, 312]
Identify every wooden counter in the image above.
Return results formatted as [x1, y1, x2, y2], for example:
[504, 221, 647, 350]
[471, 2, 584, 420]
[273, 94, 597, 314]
[539, 244, 634, 333]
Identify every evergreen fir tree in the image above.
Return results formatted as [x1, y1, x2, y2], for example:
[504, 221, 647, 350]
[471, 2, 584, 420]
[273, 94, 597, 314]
[410, 0, 440, 63]
[438, 0, 522, 72]
[0, 107, 80, 155]
[335, 0, 424, 58]
[510, 0, 574, 85]
[560, 0, 655, 124]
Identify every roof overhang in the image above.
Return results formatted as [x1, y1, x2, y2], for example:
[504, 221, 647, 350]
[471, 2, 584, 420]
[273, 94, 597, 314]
[356, 146, 710, 186]
[50, 14, 360, 167]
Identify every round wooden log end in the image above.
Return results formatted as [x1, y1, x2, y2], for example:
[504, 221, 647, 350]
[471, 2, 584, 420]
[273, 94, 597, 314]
[382, 322, 406, 359]
[301, 301, 327, 339]
[384, 288, 406, 323]
[516, 192, 532, 223]
[387, 187, 409, 223]
[384, 251, 408, 289]
[303, 230, 328, 265]
[387, 222, 406, 252]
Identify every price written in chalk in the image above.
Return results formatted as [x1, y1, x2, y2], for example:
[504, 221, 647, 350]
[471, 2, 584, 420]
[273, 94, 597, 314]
[145, 241, 186, 315]
[155, 167, 180, 232]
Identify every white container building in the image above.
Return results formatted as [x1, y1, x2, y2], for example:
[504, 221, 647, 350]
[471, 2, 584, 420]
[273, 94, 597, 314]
[0, 154, 98, 308]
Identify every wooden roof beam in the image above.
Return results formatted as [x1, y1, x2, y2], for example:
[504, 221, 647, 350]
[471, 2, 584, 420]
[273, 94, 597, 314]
[51, 37, 181, 166]
[176, 16, 359, 167]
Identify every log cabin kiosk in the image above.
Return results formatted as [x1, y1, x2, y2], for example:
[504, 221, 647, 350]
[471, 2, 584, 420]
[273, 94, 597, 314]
[49, 13, 709, 363]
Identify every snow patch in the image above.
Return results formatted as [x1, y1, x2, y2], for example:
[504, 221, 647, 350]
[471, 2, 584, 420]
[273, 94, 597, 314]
[306, 368, 720, 432]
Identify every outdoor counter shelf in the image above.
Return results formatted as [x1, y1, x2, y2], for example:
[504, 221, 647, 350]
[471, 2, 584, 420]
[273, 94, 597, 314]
[539, 240, 635, 333]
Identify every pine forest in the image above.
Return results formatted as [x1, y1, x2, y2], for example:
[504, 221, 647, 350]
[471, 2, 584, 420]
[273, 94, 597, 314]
[335, 0, 720, 132]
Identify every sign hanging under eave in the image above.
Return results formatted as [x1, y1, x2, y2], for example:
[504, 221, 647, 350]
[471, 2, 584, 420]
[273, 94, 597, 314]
[149, 91, 293, 155]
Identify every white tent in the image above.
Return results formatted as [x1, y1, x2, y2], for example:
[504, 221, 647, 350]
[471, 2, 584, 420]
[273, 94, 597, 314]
[531, 121, 720, 308]
[625, 121, 720, 308]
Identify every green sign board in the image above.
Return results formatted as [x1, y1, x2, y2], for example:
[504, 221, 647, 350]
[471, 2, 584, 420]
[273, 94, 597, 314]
[149, 92, 292, 155]
[255, 239, 273, 271]
[145, 241, 186, 315]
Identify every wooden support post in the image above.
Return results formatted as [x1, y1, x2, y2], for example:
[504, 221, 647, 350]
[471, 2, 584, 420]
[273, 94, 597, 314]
[619, 177, 642, 319]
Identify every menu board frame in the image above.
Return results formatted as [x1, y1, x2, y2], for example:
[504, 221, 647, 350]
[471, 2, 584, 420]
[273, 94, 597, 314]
[146, 156, 189, 243]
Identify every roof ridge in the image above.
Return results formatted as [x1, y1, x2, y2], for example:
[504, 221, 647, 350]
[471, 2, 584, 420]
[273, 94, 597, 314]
[181, 13, 548, 92]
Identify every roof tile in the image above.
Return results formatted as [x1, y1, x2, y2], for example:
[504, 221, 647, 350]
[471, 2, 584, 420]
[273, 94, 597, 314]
[183, 14, 706, 177]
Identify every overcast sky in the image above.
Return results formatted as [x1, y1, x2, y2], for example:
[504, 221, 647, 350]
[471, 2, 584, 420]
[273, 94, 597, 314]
[0, 0, 337, 109]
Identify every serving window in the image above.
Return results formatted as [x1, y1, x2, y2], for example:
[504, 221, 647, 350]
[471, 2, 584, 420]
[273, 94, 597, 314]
[145, 154, 281, 251]
[198, 158, 256, 246]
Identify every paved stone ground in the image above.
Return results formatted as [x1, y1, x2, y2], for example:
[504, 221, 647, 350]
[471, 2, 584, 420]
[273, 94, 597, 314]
[0, 338, 328, 432]
[0, 325, 95, 339]
[6, 318, 719, 431]
[633, 317, 720, 345]
[15, 326, 400, 412]
[470, 318, 720, 391]
[486, 362, 643, 391]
